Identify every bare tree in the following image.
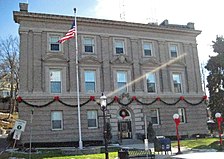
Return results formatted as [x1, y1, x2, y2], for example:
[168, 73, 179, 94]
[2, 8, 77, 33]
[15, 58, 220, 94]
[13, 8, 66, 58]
[0, 35, 19, 113]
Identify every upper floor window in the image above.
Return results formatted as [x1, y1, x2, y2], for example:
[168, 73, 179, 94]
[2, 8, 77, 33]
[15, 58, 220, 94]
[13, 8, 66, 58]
[83, 37, 95, 53]
[143, 42, 153, 56]
[50, 70, 61, 93]
[150, 109, 160, 125]
[114, 39, 125, 54]
[84, 71, 96, 93]
[117, 71, 127, 93]
[172, 73, 182, 93]
[169, 44, 178, 58]
[146, 73, 156, 93]
[51, 111, 63, 130]
[87, 110, 98, 128]
[178, 108, 186, 123]
[49, 36, 61, 52]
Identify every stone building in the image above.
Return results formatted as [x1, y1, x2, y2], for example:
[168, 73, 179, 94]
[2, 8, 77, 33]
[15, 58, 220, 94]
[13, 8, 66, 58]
[13, 3, 208, 146]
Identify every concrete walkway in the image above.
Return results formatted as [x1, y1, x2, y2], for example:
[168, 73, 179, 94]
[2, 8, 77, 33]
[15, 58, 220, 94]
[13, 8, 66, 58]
[119, 143, 219, 159]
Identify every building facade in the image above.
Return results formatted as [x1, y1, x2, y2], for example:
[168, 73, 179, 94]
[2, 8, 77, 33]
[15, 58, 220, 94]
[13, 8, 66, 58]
[14, 3, 208, 146]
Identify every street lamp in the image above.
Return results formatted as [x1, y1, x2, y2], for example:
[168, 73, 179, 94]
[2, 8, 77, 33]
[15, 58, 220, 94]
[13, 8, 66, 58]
[173, 113, 182, 154]
[100, 93, 109, 159]
[215, 112, 223, 148]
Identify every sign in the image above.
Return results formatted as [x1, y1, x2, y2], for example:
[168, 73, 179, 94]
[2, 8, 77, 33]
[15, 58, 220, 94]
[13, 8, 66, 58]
[13, 130, 22, 140]
[14, 119, 27, 132]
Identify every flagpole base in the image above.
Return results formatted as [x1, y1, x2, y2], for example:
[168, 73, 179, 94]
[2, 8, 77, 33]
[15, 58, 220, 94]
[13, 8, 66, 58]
[79, 140, 83, 149]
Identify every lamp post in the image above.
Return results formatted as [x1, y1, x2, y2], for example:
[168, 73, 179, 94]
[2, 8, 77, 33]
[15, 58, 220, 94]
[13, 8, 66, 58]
[173, 113, 182, 154]
[215, 112, 223, 148]
[100, 93, 109, 159]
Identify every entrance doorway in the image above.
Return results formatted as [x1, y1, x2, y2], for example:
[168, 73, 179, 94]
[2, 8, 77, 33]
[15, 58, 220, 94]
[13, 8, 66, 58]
[118, 109, 132, 139]
[118, 120, 132, 139]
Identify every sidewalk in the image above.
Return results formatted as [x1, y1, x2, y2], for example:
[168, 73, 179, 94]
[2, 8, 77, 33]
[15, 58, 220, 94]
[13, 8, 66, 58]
[119, 143, 218, 159]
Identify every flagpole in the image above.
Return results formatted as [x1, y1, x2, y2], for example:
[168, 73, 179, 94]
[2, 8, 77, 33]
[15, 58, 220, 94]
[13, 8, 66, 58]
[74, 8, 83, 149]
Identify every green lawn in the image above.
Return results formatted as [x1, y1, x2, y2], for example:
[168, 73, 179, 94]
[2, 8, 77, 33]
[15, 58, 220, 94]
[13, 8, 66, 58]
[172, 137, 221, 150]
[1, 138, 223, 159]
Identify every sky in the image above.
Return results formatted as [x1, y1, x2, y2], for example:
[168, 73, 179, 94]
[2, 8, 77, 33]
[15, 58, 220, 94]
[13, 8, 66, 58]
[1, 0, 224, 66]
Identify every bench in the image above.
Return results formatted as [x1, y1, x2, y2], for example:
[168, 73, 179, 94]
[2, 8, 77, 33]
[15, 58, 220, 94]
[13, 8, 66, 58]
[128, 149, 155, 159]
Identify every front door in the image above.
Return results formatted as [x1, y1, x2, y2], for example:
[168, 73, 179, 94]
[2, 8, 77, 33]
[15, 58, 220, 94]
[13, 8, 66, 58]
[118, 120, 132, 139]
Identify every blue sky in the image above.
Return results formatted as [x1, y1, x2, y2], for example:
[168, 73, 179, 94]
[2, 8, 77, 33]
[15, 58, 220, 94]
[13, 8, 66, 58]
[1, 0, 224, 65]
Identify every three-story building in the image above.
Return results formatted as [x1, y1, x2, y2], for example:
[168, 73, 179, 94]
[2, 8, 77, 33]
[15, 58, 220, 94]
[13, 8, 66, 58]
[13, 3, 208, 146]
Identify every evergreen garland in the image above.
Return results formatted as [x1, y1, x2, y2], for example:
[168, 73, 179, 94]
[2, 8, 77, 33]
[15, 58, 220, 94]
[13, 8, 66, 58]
[17, 95, 207, 108]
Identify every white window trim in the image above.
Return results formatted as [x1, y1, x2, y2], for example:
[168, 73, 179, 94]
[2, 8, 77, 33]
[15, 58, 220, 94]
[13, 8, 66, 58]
[171, 72, 183, 94]
[49, 69, 62, 94]
[51, 111, 63, 130]
[113, 38, 126, 55]
[84, 70, 96, 94]
[142, 40, 154, 57]
[145, 72, 157, 93]
[150, 109, 160, 125]
[80, 67, 100, 94]
[116, 70, 128, 93]
[169, 43, 179, 58]
[47, 33, 63, 53]
[178, 108, 186, 123]
[87, 110, 98, 129]
[82, 36, 96, 54]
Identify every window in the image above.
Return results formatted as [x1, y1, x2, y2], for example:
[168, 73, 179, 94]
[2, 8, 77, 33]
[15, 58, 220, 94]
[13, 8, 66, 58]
[143, 42, 153, 56]
[49, 36, 61, 51]
[51, 111, 63, 130]
[150, 109, 160, 125]
[146, 73, 156, 93]
[84, 71, 95, 93]
[117, 71, 127, 93]
[84, 37, 94, 53]
[172, 73, 182, 93]
[115, 40, 125, 54]
[50, 70, 62, 93]
[169, 44, 178, 57]
[87, 110, 98, 128]
[178, 108, 186, 123]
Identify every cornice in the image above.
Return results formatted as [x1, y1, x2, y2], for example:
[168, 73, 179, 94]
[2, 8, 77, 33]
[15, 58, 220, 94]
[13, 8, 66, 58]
[13, 11, 201, 36]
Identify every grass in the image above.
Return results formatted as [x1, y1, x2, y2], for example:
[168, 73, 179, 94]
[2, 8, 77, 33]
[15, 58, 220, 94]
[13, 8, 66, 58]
[0, 149, 118, 159]
[1, 138, 223, 159]
[171, 137, 222, 150]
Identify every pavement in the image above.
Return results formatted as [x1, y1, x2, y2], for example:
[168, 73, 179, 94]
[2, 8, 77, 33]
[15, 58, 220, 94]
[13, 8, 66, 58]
[119, 143, 222, 159]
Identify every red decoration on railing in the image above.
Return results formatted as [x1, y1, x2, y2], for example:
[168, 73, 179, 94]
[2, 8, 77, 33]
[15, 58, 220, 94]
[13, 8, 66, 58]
[90, 96, 95, 101]
[114, 96, 119, 102]
[132, 96, 137, 100]
[180, 96, 184, 100]
[54, 96, 60, 101]
[17, 96, 22, 103]
[203, 95, 208, 100]
[156, 97, 161, 101]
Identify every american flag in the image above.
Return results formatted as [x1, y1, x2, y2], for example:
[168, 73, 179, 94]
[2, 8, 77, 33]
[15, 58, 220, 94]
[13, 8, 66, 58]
[58, 20, 76, 43]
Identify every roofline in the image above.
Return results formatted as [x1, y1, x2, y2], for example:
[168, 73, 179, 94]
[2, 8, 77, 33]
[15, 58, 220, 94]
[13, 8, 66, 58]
[13, 11, 201, 36]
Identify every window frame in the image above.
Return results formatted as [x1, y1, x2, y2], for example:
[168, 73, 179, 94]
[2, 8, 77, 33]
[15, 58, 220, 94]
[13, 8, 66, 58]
[50, 69, 62, 94]
[116, 71, 128, 93]
[114, 39, 125, 55]
[169, 44, 178, 58]
[146, 72, 156, 93]
[87, 110, 98, 129]
[84, 70, 96, 93]
[150, 109, 160, 125]
[48, 34, 62, 52]
[143, 41, 153, 57]
[178, 108, 186, 123]
[83, 36, 95, 54]
[51, 111, 63, 130]
[172, 73, 182, 93]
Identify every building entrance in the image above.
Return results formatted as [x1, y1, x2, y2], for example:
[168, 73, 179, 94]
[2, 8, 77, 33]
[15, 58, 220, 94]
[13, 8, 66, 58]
[118, 120, 132, 139]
